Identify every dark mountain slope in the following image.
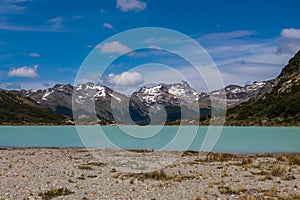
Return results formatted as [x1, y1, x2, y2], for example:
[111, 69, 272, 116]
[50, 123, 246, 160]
[227, 50, 300, 126]
[0, 89, 69, 125]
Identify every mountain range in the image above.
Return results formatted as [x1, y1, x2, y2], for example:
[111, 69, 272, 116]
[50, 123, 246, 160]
[15, 79, 265, 125]
[2, 50, 300, 126]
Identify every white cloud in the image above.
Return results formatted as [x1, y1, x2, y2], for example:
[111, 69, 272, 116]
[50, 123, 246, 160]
[116, 0, 147, 12]
[0, 16, 69, 32]
[277, 28, 300, 54]
[281, 28, 300, 39]
[98, 41, 132, 54]
[0, 0, 28, 14]
[103, 22, 113, 30]
[148, 45, 162, 50]
[28, 53, 40, 57]
[48, 16, 64, 30]
[8, 65, 39, 79]
[106, 71, 144, 87]
[200, 30, 256, 40]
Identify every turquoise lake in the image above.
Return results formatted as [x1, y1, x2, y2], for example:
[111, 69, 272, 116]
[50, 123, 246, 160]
[0, 126, 300, 153]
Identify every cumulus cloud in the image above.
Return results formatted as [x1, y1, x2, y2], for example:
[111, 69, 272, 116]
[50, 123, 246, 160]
[281, 28, 300, 39]
[277, 28, 300, 54]
[8, 65, 39, 78]
[116, 0, 147, 12]
[103, 22, 113, 30]
[98, 41, 132, 54]
[106, 71, 144, 87]
[28, 52, 40, 57]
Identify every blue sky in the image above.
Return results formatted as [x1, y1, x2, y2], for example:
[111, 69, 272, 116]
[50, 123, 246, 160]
[0, 0, 300, 92]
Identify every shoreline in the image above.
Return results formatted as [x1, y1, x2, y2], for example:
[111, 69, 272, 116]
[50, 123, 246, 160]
[1, 148, 300, 199]
[1, 146, 300, 155]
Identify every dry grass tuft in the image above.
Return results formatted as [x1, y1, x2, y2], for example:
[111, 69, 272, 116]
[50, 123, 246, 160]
[204, 152, 237, 162]
[239, 194, 264, 200]
[127, 149, 154, 153]
[182, 150, 199, 157]
[278, 193, 300, 200]
[275, 153, 300, 165]
[271, 164, 287, 177]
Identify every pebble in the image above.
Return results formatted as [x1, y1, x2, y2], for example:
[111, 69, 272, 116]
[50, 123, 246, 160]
[0, 148, 299, 199]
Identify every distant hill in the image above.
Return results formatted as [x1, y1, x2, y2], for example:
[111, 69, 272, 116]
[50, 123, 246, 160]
[226, 50, 300, 126]
[0, 89, 70, 125]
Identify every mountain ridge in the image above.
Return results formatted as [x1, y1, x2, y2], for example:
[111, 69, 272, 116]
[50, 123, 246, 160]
[226, 50, 300, 126]
[3, 50, 299, 126]
[14, 78, 266, 125]
[0, 89, 70, 125]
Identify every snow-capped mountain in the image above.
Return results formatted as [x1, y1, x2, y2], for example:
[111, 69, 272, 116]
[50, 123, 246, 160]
[132, 81, 205, 107]
[16, 80, 267, 124]
[20, 84, 74, 117]
[209, 81, 266, 107]
[6, 50, 300, 125]
[19, 83, 149, 124]
[132, 80, 266, 108]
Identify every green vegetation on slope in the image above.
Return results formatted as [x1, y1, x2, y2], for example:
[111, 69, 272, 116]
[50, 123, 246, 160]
[226, 50, 300, 126]
[0, 89, 69, 125]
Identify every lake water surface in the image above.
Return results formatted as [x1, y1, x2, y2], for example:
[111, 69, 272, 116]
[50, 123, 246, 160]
[0, 126, 300, 153]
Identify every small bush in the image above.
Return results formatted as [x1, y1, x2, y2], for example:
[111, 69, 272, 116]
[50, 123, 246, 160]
[38, 187, 74, 200]
[78, 165, 93, 170]
[218, 186, 236, 194]
[288, 154, 300, 165]
[241, 157, 252, 165]
[87, 175, 97, 178]
[127, 169, 173, 181]
[129, 178, 134, 184]
[264, 186, 278, 196]
[143, 169, 169, 180]
[271, 165, 287, 177]
[182, 150, 199, 157]
[204, 152, 237, 162]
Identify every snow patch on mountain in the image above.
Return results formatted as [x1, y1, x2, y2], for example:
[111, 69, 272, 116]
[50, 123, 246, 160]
[42, 89, 54, 100]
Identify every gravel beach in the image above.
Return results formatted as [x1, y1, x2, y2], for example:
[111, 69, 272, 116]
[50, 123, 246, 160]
[1, 148, 300, 200]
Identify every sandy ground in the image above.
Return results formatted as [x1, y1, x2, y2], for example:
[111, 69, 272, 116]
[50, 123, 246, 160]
[1, 148, 300, 200]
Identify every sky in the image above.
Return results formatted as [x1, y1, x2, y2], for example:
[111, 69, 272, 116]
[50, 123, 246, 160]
[0, 0, 300, 93]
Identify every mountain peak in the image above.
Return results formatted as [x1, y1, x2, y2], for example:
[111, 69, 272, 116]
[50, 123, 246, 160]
[278, 50, 300, 78]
